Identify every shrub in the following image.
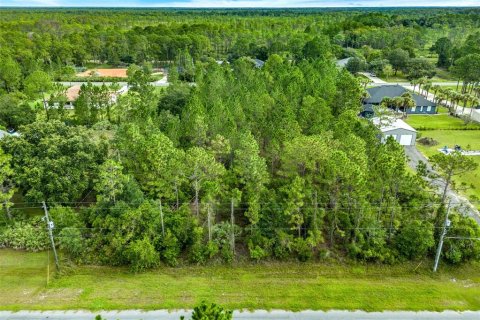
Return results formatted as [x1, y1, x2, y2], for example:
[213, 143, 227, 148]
[272, 230, 293, 259]
[293, 237, 313, 262]
[125, 238, 159, 272]
[189, 227, 206, 264]
[246, 228, 272, 261]
[58, 228, 85, 259]
[212, 222, 241, 262]
[181, 301, 232, 320]
[395, 220, 434, 260]
[204, 241, 219, 260]
[160, 230, 180, 267]
[49, 206, 82, 231]
[0, 221, 49, 252]
[417, 137, 438, 146]
[248, 241, 268, 261]
[443, 214, 480, 264]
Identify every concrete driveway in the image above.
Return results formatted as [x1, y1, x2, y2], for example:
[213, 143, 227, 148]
[358, 72, 387, 84]
[404, 146, 480, 224]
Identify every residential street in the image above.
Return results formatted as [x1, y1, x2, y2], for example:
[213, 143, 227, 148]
[358, 72, 460, 87]
[404, 146, 480, 224]
[2, 310, 480, 320]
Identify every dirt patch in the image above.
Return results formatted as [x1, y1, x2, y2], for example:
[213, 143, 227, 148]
[418, 137, 439, 146]
[77, 68, 128, 78]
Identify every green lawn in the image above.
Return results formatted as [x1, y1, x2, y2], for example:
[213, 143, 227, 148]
[1, 249, 480, 311]
[414, 130, 480, 204]
[405, 114, 480, 130]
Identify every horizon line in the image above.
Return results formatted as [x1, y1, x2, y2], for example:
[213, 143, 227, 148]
[1, 5, 480, 8]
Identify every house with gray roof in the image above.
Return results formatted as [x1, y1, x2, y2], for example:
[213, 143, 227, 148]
[364, 85, 436, 115]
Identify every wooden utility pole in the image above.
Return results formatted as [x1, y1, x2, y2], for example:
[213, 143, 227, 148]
[159, 199, 165, 237]
[230, 198, 235, 255]
[42, 201, 59, 271]
[207, 203, 212, 242]
[433, 200, 452, 272]
[194, 179, 200, 217]
[313, 191, 318, 240]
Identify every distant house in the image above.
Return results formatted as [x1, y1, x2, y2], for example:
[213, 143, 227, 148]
[364, 85, 436, 115]
[0, 129, 19, 139]
[63, 84, 128, 109]
[373, 117, 417, 146]
[65, 85, 82, 110]
[252, 58, 265, 68]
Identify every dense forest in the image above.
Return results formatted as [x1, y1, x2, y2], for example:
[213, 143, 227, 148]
[1, 8, 480, 271]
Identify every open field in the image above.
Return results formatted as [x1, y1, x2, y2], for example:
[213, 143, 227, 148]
[384, 70, 457, 84]
[405, 114, 480, 205]
[1, 249, 480, 311]
[405, 114, 480, 130]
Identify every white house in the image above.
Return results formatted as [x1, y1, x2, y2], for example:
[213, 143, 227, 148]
[373, 117, 417, 146]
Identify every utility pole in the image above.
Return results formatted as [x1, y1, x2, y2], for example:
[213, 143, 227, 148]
[42, 201, 60, 271]
[230, 198, 235, 256]
[159, 199, 165, 237]
[433, 200, 452, 272]
[207, 203, 212, 242]
[313, 191, 318, 241]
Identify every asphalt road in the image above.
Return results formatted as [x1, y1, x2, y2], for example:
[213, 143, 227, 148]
[357, 72, 460, 87]
[2, 310, 480, 320]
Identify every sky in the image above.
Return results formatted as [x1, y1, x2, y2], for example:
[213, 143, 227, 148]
[1, 0, 479, 7]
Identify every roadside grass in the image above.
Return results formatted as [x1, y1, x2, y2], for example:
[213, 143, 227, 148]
[414, 130, 480, 205]
[405, 114, 480, 130]
[1, 249, 480, 311]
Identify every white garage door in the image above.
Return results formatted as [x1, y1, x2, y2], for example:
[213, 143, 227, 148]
[399, 134, 413, 145]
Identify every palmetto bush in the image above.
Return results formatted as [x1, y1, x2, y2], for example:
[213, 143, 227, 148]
[0, 221, 49, 252]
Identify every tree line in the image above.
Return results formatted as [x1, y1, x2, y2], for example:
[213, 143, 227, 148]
[1, 8, 480, 271]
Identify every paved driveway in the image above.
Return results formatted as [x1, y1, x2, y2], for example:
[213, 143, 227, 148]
[404, 146, 480, 224]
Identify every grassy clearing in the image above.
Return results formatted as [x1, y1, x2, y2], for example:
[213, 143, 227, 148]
[405, 114, 480, 130]
[415, 130, 480, 205]
[383, 71, 456, 83]
[1, 249, 480, 311]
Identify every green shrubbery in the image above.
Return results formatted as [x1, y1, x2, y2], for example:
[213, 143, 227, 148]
[0, 218, 49, 251]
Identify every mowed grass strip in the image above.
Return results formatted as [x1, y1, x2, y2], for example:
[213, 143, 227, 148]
[405, 114, 480, 130]
[1, 249, 480, 311]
